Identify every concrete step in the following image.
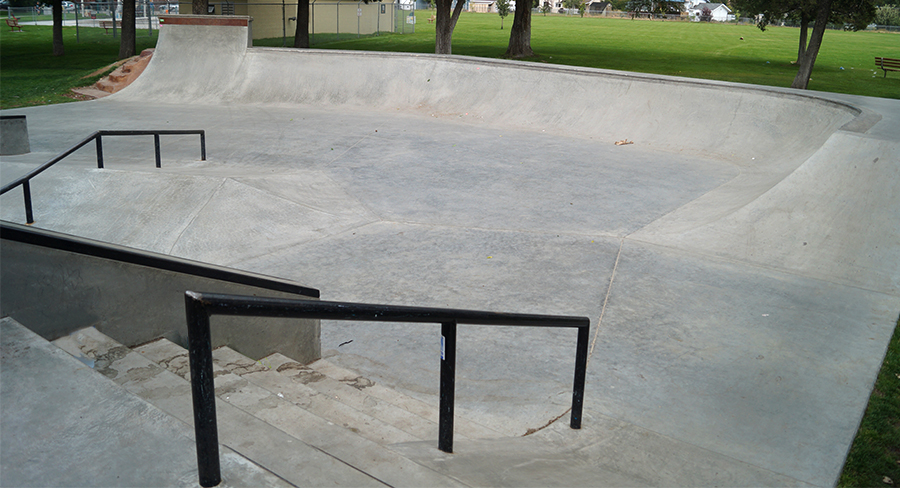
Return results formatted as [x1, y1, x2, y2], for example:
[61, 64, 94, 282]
[137, 338, 420, 446]
[304, 356, 518, 439]
[221, 348, 449, 443]
[217, 346, 435, 443]
[53, 327, 462, 487]
[1, 318, 292, 488]
[125, 333, 466, 487]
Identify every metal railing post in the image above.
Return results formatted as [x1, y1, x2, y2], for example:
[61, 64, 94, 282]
[22, 181, 34, 224]
[95, 134, 104, 169]
[154, 134, 162, 168]
[185, 293, 222, 488]
[200, 132, 207, 161]
[570, 324, 589, 429]
[438, 320, 457, 453]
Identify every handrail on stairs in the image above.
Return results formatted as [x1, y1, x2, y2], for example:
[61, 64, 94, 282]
[0, 130, 206, 224]
[184, 291, 591, 488]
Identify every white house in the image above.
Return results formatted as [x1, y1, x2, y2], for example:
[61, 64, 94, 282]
[685, 0, 734, 21]
[587, 0, 612, 14]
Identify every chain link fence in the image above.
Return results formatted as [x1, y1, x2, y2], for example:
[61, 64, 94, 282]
[208, 1, 414, 44]
[7, 2, 174, 42]
[5, 0, 415, 45]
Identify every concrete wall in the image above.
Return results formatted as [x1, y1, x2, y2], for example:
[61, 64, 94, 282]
[119, 20, 860, 167]
[0, 223, 321, 363]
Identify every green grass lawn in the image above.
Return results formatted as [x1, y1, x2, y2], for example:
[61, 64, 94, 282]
[301, 11, 900, 99]
[839, 315, 900, 488]
[0, 26, 158, 109]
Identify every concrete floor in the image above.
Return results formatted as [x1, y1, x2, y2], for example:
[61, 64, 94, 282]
[2, 18, 899, 487]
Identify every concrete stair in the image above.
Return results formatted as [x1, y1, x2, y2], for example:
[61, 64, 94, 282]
[94, 49, 154, 94]
[50, 326, 504, 487]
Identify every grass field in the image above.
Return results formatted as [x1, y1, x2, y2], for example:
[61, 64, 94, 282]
[0, 26, 159, 108]
[839, 315, 900, 488]
[301, 11, 900, 98]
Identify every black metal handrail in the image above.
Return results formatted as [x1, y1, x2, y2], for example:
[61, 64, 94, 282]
[0, 129, 206, 224]
[184, 291, 590, 487]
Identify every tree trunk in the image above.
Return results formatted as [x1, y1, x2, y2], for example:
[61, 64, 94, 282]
[435, 0, 465, 54]
[505, 0, 534, 57]
[796, 11, 809, 65]
[119, 0, 136, 59]
[193, 0, 209, 14]
[435, 0, 452, 53]
[52, 0, 64, 56]
[791, 0, 832, 89]
[294, 0, 310, 48]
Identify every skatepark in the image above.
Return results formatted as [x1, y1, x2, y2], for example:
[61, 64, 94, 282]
[2, 14, 899, 487]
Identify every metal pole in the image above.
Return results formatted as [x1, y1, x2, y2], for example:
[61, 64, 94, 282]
[438, 321, 456, 453]
[570, 324, 589, 429]
[95, 135, 104, 169]
[200, 132, 207, 160]
[185, 294, 222, 488]
[23, 181, 34, 224]
[154, 134, 161, 168]
[282, 0, 286, 46]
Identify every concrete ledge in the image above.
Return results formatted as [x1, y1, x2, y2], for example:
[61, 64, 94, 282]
[0, 115, 30, 155]
[0, 221, 321, 363]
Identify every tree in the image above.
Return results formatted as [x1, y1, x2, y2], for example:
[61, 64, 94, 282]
[875, 3, 900, 24]
[506, 0, 538, 57]
[120, 0, 136, 59]
[295, 0, 380, 48]
[564, 0, 586, 16]
[51, 0, 63, 56]
[497, 0, 510, 28]
[627, 0, 681, 16]
[732, 0, 876, 89]
[435, 0, 467, 53]
[699, 6, 712, 20]
[294, 0, 310, 47]
[541, 1, 552, 15]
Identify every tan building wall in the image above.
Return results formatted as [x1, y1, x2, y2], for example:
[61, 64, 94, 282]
[176, 2, 394, 39]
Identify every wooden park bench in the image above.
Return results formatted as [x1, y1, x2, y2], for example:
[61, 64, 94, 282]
[6, 17, 23, 32]
[875, 57, 900, 78]
[99, 20, 120, 33]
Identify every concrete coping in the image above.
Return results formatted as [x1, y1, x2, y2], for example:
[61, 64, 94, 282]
[159, 14, 252, 26]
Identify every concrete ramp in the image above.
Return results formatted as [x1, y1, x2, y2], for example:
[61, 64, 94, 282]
[634, 130, 900, 294]
[118, 16, 857, 166]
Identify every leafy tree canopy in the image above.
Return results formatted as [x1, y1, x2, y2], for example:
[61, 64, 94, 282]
[732, 0, 876, 89]
[626, 0, 682, 14]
